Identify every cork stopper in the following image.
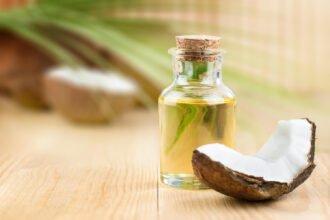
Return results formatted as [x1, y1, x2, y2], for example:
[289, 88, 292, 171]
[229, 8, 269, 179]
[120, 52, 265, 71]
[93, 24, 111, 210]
[176, 35, 221, 50]
[175, 35, 221, 61]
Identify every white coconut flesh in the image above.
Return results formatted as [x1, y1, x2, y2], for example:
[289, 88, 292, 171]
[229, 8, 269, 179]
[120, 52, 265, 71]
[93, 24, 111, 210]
[197, 119, 314, 183]
[47, 67, 137, 94]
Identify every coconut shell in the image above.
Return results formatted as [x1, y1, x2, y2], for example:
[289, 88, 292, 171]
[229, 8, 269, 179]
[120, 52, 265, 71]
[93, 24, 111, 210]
[192, 119, 316, 201]
[0, 30, 55, 108]
[43, 76, 136, 123]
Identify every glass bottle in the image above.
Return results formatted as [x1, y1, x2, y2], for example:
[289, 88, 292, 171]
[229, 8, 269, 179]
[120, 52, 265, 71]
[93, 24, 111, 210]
[158, 35, 236, 189]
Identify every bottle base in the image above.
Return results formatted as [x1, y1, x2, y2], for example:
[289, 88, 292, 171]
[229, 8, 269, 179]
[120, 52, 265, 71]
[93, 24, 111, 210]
[160, 172, 209, 190]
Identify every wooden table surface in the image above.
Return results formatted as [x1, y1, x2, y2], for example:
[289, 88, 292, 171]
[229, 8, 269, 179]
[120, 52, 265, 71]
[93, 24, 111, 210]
[0, 97, 329, 220]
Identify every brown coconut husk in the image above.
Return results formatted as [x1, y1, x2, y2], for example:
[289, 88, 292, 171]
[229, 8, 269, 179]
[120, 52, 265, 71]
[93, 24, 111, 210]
[192, 119, 316, 201]
[43, 75, 136, 123]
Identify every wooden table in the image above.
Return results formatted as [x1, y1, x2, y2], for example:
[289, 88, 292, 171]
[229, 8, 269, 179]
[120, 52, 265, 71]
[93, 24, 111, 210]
[0, 97, 329, 219]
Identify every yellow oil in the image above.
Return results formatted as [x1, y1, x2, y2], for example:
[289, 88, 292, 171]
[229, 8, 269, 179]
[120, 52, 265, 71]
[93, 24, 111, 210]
[159, 96, 236, 189]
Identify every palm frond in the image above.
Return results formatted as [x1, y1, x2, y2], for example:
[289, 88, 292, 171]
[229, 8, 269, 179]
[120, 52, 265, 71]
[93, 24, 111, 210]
[0, 0, 173, 103]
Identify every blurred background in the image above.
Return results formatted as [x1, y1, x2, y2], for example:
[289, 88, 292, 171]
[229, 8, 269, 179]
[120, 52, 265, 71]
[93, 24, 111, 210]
[0, 0, 329, 153]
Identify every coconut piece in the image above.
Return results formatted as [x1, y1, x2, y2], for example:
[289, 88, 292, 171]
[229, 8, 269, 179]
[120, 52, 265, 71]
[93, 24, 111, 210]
[44, 67, 137, 123]
[0, 30, 55, 108]
[192, 119, 316, 201]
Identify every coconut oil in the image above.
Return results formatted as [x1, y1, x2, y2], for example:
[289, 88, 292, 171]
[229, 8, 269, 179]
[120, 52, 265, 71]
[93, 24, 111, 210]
[159, 96, 235, 189]
[159, 35, 236, 189]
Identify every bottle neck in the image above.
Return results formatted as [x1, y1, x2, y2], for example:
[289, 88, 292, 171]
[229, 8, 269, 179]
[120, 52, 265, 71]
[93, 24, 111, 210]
[173, 59, 223, 86]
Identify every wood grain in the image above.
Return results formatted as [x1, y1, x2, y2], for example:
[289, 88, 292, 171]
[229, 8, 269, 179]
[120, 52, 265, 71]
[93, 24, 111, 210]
[158, 154, 330, 220]
[0, 97, 329, 220]
[0, 97, 159, 220]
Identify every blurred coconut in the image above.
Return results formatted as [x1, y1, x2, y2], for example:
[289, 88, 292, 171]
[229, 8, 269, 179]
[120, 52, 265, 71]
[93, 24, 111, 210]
[0, 31, 55, 108]
[44, 67, 137, 123]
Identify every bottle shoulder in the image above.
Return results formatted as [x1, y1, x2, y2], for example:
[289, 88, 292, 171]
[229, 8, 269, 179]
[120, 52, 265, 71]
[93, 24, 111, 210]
[159, 82, 235, 104]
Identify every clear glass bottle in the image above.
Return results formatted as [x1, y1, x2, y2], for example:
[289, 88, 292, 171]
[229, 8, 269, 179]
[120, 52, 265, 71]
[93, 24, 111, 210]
[159, 35, 236, 189]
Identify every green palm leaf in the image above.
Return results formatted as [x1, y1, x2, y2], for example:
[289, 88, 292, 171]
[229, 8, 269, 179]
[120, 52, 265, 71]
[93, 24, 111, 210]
[0, 0, 173, 103]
